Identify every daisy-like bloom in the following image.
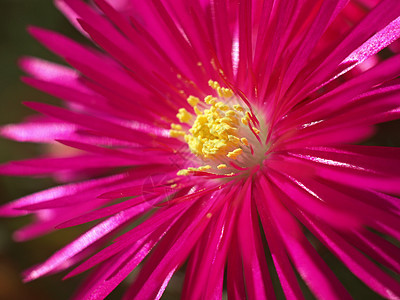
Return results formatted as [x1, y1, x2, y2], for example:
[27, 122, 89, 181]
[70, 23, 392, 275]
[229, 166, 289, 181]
[2, 0, 400, 299]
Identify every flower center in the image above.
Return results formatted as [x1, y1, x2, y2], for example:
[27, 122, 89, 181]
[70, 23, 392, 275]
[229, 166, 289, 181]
[170, 80, 267, 176]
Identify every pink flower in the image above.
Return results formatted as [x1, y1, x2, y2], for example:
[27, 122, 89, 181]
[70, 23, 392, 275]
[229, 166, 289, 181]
[2, 0, 400, 299]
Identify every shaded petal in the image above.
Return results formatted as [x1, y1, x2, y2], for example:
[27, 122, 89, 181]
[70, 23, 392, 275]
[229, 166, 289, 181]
[301, 213, 400, 299]
[255, 176, 305, 300]
[226, 231, 246, 300]
[23, 205, 143, 282]
[261, 175, 352, 300]
[124, 191, 222, 299]
[0, 172, 130, 216]
[71, 228, 165, 300]
[289, 0, 400, 103]
[238, 179, 276, 300]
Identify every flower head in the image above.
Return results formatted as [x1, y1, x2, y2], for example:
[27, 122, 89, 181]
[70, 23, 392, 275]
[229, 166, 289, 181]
[1, 0, 400, 299]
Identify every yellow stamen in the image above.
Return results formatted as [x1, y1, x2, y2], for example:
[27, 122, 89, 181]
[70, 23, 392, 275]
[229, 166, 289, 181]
[208, 80, 234, 98]
[225, 110, 237, 117]
[198, 165, 212, 171]
[228, 135, 240, 144]
[205, 95, 217, 105]
[208, 80, 220, 90]
[194, 106, 202, 115]
[227, 148, 243, 159]
[177, 108, 192, 124]
[233, 104, 244, 112]
[170, 130, 186, 138]
[216, 102, 229, 111]
[177, 169, 190, 176]
[187, 95, 200, 107]
[171, 123, 182, 130]
[252, 127, 260, 135]
[171, 80, 260, 176]
[218, 87, 234, 98]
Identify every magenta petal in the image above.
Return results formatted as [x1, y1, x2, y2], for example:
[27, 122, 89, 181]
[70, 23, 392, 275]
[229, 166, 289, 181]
[280, 0, 348, 95]
[186, 203, 229, 300]
[54, 0, 90, 37]
[1, 119, 76, 143]
[238, 179, 275, 300]
[71, 229, 164, 300]
[226, 233, 247, 300]
[256, 177, 305, 300]
[19, 56, 81, 85]
[0, 154, 135, 176]
[124, 193, 220, 300]
[182, 186, 240, 300]
[64, 199, 193, 279]
[291, 0, 400, 102]
[300, 214, 400, 299]
[285, 146, 400, 194]
[263, 176, 352, 300]
[0, 172, 129, 216]
[56, 194, 165, 228]
[2, 0, 400, 299]
[344, 230, 400, 274]
[267, 168, 362, 230]
[343, 16, 400, 66]
[23, 101, 170, 146]
[23, 205, 141, 282]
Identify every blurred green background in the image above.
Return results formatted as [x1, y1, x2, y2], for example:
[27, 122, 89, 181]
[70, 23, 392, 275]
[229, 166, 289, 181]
[0, 1, 399, 300]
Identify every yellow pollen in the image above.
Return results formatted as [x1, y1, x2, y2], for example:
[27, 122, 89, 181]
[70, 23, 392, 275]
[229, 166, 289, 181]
[171, 123, 182, 130]
[216, 102, 229, 111]
[205, 95, 217, 105]
[225, 110, 237, 117]
[208, 80, 234, 98]
[194, 106, 202, 115]
[233, 104, 244, 112]
[227, 148, 243, 159]
[218, 87, 234, 98]
[185, 100, 241, 158]
[177, 108, 192, 124]
[170, 130, 186, 138]
[198, 165, 212, 171]
[252, 127, 260, 135]
[187, 95, 200, 107]
[178, 165, 213, 176]
[208, 80, 220, 90]
[177, 169, 190, 176]
[170, 80, 259, 176]
[228, 135, 240, 144]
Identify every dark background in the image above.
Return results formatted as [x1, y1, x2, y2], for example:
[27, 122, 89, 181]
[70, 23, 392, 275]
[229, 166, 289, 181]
[0, 1, 399, 299]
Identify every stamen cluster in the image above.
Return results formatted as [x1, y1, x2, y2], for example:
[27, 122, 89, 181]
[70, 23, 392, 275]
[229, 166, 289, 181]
[170, 81, 263, 176]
